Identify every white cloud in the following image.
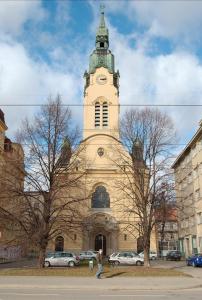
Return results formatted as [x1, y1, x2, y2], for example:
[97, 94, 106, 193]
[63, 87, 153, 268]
[0, 41, 82, 137]
[1, 0, 202, 148]
[131, 1, 202, 40]
[55, 1, 71, 26]
[97, 0, 202, 43]
[108, 25, 202, 143]
[0, 0, 45, 36]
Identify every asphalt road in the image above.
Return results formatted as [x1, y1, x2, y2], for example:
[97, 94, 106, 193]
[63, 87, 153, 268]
[0, 287, 202, 300]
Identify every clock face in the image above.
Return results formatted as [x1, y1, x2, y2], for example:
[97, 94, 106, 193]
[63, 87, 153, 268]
[96, 74, 107, 85]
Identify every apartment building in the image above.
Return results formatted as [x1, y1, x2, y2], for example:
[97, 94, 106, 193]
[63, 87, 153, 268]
[155, 207, 178, 257]
[172, 120, 202, 257]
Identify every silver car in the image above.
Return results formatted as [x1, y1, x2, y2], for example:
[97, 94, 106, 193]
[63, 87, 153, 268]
[79, 251, 97, 261]
[44, 252, 80, 267]
[109, 252, 144, 266]
[138, 251, 157, 260]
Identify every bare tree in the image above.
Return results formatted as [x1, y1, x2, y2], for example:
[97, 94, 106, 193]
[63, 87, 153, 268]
[154, 182, 177, 257]
[0, 96, 86, 267]
[113, 108, 176, 266]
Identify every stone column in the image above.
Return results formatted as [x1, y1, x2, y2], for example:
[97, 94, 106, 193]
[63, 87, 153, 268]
[82, 229, 88, 250]
[111, 230, 118, 253]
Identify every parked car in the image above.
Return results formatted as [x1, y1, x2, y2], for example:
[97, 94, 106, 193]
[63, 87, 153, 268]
[186, 253, 202, 267]
[78, 251, 97, 261]
[44, 252, 80, 267]
[46, 252, 56, 258]
[166, 250, 181, 261]
[109, 251, 144, 266]
[138, 251, 157, 260]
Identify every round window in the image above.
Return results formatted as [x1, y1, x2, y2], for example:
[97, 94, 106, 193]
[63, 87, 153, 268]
[97, 147, 104, 157]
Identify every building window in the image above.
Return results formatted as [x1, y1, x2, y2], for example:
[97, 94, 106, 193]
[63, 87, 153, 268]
[189, 193, 194, 204]
[197, 212, 202, 225]
[55, 236, 64, 252]
[74, 234, 77, 241]
[195, 189, 200, 201]
[124, 234, 127, 241]
[199, 237, 202, 252]
[95, 100, 109, 128]
[188, 172, 192, 184]
[193, 167, 198, 179]
[200, 163, 202, 175]
[95, 102, 101, 127]
[189, 216, 195, 227]
[91, 186, 110, 208]
[102, 102, 108, 127]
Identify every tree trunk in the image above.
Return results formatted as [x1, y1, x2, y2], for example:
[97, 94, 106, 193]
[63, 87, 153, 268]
[38, 246, 47, 268]
[144, 238, 151, 267]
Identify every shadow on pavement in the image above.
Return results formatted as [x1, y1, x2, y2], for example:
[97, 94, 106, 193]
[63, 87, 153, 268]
[105, 272, 126, 278]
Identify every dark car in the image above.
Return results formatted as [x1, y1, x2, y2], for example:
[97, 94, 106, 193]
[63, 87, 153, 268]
[166, 250, 181, 261]
[186, 253, 202, 267]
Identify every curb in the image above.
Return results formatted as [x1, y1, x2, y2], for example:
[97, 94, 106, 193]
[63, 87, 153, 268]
[0, 283, 202, 291]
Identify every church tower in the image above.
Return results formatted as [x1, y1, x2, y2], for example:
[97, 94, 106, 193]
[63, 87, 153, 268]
[51, 6, 157, 256]
[83, 6, 120, 140]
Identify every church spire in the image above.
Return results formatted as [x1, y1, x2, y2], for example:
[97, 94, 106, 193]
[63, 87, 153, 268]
[96, 4, 109, 42]
[88, 4, 115, 74]
[96, 4, 109, 50]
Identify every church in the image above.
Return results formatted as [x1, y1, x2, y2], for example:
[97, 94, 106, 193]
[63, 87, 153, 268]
[52, 8, 157, 256]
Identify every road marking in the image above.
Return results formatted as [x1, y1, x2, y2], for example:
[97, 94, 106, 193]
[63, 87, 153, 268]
[100, 295, 167, 297]
[0, 293, 59, 297]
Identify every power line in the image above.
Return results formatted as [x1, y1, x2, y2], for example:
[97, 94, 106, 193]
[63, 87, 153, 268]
[1, 104, 202, 107]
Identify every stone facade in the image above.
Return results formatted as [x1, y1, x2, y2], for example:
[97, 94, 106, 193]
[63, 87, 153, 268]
[172, 120, 202, 256]
[0, 109, 24, 256]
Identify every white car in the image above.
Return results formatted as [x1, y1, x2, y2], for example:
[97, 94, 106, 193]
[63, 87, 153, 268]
[109, 252, 144, 266]
[44, 252, 80, 267]
[78, 251, 97, 260]
[138, 251, 157, 260]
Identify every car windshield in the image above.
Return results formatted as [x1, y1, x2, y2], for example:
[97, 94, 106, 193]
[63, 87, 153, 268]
[46, 252, 54, 258]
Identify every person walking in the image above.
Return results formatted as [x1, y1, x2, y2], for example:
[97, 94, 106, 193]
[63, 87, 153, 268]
[96, 249, 103, 279]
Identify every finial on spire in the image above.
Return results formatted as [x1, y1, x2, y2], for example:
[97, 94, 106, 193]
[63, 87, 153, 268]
[100, 3, 105, 14]
[98, 3, 106, 29]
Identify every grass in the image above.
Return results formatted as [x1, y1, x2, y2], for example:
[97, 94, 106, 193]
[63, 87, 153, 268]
[0, 265, 188, 277]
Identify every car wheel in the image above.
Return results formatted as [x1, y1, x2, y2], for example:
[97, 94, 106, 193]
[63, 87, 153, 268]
[114, 261, 120, 266]
[136, 261, 142, 266]
[69, 261, 75, 267]
[151, 256, 156, 260]
[44, 261, 50, 268]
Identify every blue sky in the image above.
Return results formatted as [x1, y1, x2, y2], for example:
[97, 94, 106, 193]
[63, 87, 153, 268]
[0, 0, 202, 149]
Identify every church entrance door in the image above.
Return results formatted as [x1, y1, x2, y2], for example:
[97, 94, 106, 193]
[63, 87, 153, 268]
[95, 234, 106, 255]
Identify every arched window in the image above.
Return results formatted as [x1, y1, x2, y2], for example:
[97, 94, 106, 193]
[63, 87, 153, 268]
[55, 236, 64, 252]
[95, 102, 100, 127]
[102, 102, 108, 127]
[91, 186, 110, 208]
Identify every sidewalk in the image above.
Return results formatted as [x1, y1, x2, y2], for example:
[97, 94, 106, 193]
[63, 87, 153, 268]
[0, 276, 201, 291]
